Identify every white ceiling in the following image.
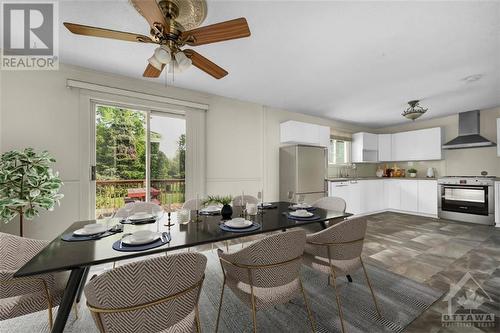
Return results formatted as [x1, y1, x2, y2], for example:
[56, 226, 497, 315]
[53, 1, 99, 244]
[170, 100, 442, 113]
[60, 0, 500, 127]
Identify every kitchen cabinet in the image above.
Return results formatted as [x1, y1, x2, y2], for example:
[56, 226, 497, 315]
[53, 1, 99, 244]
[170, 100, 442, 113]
[418, 180, 438, 215]
[352, 132, 378, 163]
[329, 181, 361, 215]
[391, 128, 442, 161]
[361, 180, 384, 213]
[329, 179, 438, 217]
[384, 180, 401, 210]
[400, 180, 418, 212]
[280, 121, 330, 147]
[378, 134, 392, 162]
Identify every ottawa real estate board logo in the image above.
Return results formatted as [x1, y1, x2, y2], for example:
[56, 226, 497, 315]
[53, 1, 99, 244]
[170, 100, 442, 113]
[1, 1, 59, 70]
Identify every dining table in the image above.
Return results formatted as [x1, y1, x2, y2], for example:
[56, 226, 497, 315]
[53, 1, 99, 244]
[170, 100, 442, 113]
[14, 201, 351, 333]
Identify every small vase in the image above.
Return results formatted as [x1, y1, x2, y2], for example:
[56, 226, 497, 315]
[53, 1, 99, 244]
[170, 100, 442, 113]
[221, 204, 233, 220]
[410, 173, 417, 178]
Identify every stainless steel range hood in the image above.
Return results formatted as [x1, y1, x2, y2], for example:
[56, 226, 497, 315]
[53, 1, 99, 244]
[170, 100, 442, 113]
[442, 110, 496, 149]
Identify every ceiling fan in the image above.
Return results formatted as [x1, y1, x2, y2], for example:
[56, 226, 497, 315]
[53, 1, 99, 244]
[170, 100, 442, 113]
[63, 0, 251, 79]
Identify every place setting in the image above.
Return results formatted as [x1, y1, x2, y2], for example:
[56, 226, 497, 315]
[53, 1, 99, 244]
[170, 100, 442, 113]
[112, 229, 171, 252]
[219, 217, 261, 233]
[284, 209, 321, 221]
[61, 223, 123, 242]
[121, 212, 160, 225]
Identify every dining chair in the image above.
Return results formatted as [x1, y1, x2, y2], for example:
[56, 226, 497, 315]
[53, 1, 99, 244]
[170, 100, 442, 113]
[312, 196, 346, 213]
[84, 252, 207, 333]
[232, 195, 259, 206]
[114, 201, 164, 219]
[303, 218, 381, 333]
[0, 232, 70, 330]
[215, 229, 314, 333]
[182, 198, 204, 211]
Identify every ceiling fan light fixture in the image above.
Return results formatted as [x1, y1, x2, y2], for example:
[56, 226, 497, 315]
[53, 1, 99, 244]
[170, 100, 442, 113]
[175, 51, 192, 71]
[154, 46, 171, 64]
[402, 100, 428, 121]
[147, 54, 163, 71]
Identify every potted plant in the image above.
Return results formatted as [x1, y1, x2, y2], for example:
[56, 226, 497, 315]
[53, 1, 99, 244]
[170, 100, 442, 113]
[0, 148, 64, 236]
[408, 168, 418, 178]
[203, 195, 233, 219]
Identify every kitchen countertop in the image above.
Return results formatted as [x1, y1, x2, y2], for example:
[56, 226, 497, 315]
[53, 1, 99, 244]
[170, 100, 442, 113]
[326, 177, 438, 182]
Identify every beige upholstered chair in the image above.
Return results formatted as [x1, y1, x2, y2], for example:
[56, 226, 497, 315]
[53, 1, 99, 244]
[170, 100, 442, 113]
[303, 219, 381, 333]
[182, 198, 204, 211]
[216, 229, 314, 333]
[84, 252, 207, 333]
[114, 201, 163, 219]
[0, 232, 68, 329]
[232, 195, 258, 206]
[312, 196, 346, 213]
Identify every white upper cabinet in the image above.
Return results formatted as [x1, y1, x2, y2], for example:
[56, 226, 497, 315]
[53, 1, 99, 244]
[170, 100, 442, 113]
[352, 132, 378, 163]
[378, 134, 392, 162]
[280, 121, 330, 147]
[391, 127, 442, 161]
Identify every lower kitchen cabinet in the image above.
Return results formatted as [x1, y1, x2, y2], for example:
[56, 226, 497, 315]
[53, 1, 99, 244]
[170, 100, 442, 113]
[329, 179, 438, 217]
[418, 180, 438, 215]
[400, 180, 418, 212]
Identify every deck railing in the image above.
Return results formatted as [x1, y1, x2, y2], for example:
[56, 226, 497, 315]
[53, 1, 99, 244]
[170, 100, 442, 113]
[96, 178, 185, 216]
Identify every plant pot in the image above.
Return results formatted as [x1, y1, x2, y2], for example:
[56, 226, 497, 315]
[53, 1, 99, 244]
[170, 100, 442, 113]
[221, 204, 233, 220]
[409, 173, 417, 178]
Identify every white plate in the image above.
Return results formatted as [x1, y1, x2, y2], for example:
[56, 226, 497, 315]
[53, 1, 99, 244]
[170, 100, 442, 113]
[201, 205, 221, 213]
[225, 218, 253, 229]
[289, 211, 314, 218]
[122, 231, 161, 245]
[129, 213, 155, 221]
[73, 226, 107, 236]
[259, 202, 273, 207]
[292, 203, 312, 209]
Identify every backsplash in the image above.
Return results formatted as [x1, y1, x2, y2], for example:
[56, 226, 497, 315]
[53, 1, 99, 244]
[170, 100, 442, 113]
[328, 160, 445, 178]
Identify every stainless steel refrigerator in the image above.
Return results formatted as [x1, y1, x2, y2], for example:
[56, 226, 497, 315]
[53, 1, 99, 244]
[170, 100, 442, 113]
[279, 145, 327, 203]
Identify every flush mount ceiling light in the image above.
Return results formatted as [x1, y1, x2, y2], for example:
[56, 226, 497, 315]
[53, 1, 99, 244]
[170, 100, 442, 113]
[402, 100, 428, 121]
[461, 74, 483, 83]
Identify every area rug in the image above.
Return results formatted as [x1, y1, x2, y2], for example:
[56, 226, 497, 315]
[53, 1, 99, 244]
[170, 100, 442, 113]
[0, 250, 443, 333]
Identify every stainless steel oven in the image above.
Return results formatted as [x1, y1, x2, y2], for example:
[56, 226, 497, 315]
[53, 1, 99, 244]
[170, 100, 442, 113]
[438, 176, 495, 225]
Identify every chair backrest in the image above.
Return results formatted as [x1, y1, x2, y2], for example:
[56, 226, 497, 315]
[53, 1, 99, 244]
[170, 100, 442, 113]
[307, 218, 366, 261]
[219, 229, 306, 288]
[0, 232, 47, 271]
[114, 202, 163, 219]
[232, 195, 259, 206]
[181, 198, 203, 210]
[312, 196, 346, 213]
[84, 252, 207, 333]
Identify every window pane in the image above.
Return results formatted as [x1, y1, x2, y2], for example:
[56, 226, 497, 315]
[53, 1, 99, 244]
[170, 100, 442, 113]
[335, 140, 345, 163]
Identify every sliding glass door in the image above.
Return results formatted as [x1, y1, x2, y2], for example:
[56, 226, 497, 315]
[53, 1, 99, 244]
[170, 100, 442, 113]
[93, 103, 185, 218]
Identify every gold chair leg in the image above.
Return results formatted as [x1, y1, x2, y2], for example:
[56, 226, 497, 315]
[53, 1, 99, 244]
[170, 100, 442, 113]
[73, 302, 79, 320]
[215, 278, 226, 333]
[299, 278, 316, 332]
[360, 257, 381, 318]
[250, 286, 257, 333]
[225, 241, 229, 252]
[330, 270, 346, 333]
[48, 305, 53, 330]
[112, 262, 116, 269]
[195, 304, 202, 333]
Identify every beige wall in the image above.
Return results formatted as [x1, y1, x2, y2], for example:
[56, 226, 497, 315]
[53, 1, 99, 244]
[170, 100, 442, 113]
[0, 64, 364, 239]
[377, 107, 500, 177]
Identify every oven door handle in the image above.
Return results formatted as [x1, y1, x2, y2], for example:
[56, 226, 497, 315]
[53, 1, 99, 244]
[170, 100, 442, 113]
[440, 185, 488, 190]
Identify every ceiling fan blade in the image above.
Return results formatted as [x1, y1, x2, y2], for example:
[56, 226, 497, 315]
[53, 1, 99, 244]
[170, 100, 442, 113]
[130, 0, 168, 29]
[143, 63, 165, 78]
[63, 22, 154, 43]
[184, 49, 228, 79]
[181, 17, 250, 46]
